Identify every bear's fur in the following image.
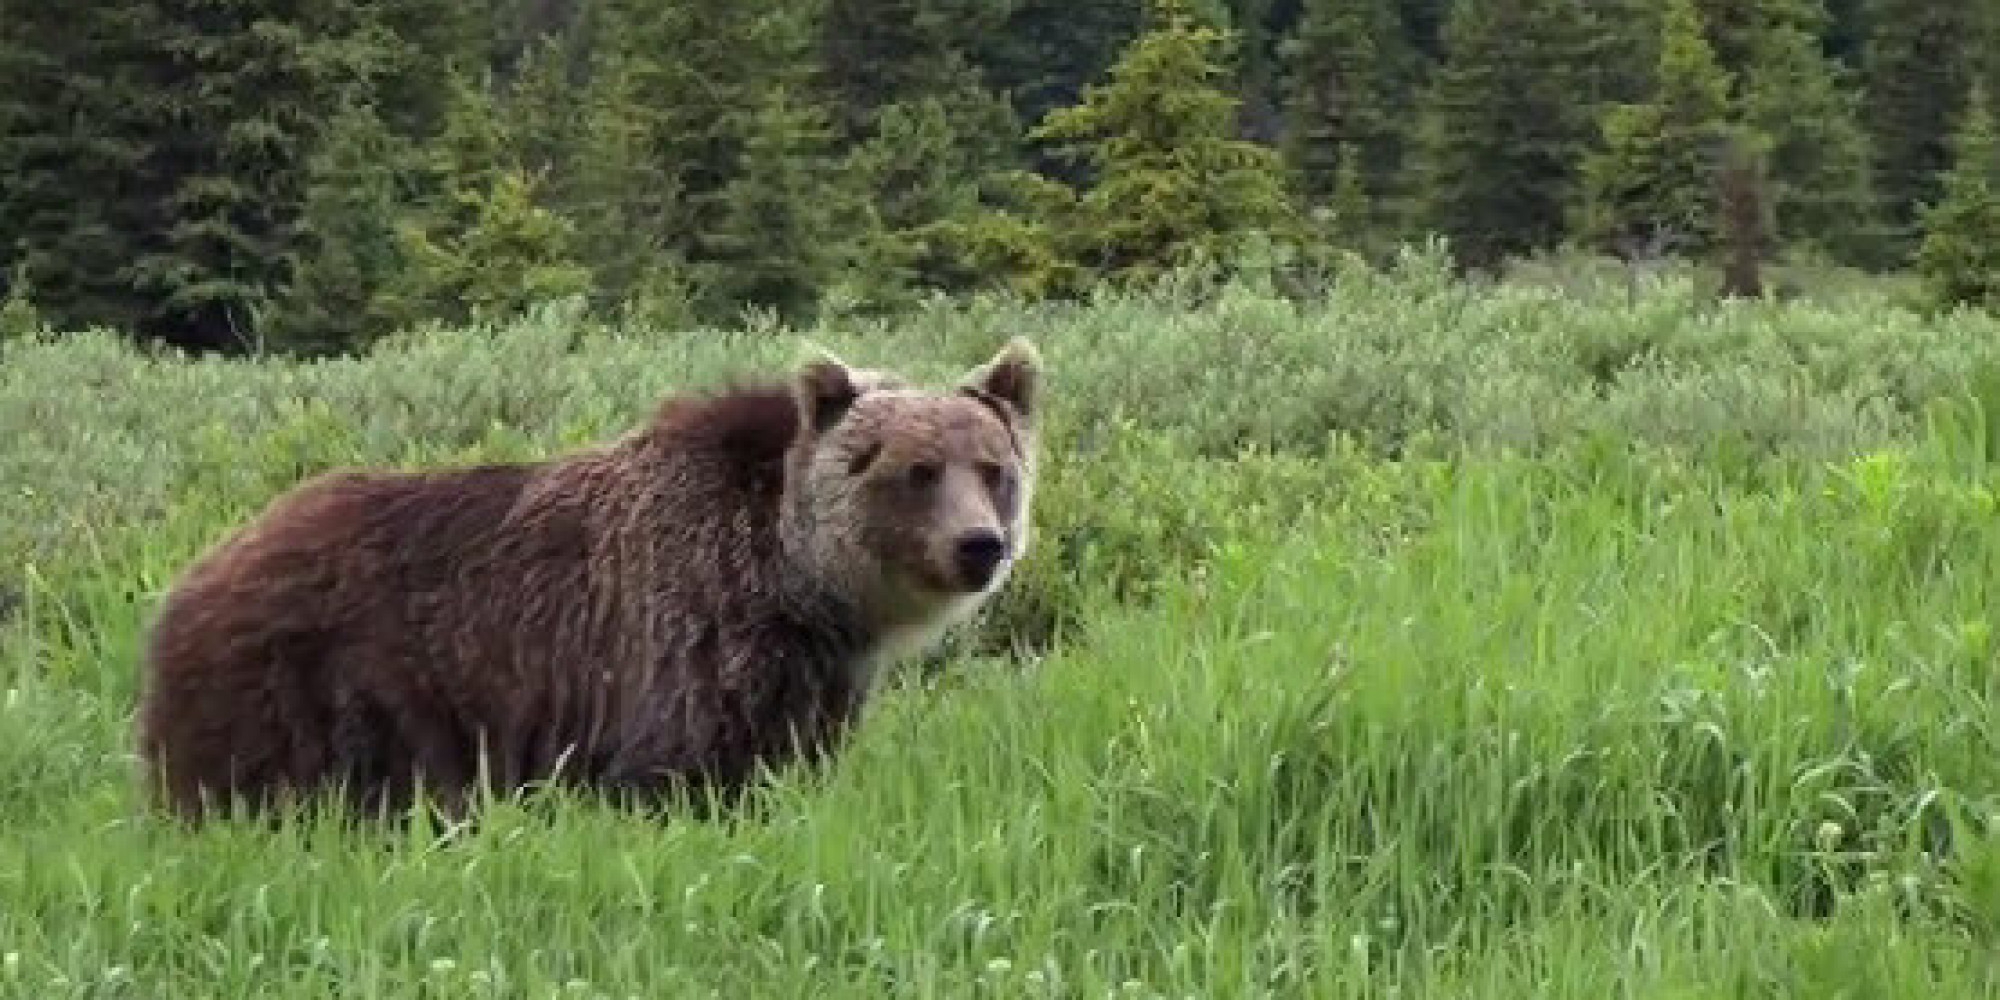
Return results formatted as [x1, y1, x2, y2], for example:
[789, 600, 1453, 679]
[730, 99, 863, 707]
[134, 339, 1042, 822]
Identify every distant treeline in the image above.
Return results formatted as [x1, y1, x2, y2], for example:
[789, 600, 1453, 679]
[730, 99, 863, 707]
[1, 0, 1995, 353]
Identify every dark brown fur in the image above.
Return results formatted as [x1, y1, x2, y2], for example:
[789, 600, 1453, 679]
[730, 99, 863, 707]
[134, 342, 1041, 823]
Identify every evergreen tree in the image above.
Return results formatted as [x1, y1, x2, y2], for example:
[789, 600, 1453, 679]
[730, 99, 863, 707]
[564, 48, 684, 314]
[362, 0, 493, 139]
[1394, 0, 1451, 62]
[1280, 0, 1416, 239]
[1580, 0, 1663, 107]
[1861, 0, 1983, 252]
[0, 263, 42, 342]
[394, 166, 592, 325]
[819, 0, 1013, 139]
[692, 86, 853, 321]
[1915, 84, 2000, 311]
[565, 0, 855, 323]
[1690, 0, 1763, 77]
[266, 101, 420, 354]
[1737, 0, 1881, 263]
[378, 70, 589, 327]
[0, 4, 163, 336]
[817, 0, 1027, 305]
[0, 1, 452, 350]
[1225, 0, 1290, 141]
[1714, 129, 1776, 296]
[843, 98, 1006, 305]
[1029, 0, 1297, 282]
[1581, 0, 1736, 256]
[1409, 0, 1600, 270]
[975, 0, 1144, 182]
[1822, 0, 1869, 68]
[504, 33, 586, 183]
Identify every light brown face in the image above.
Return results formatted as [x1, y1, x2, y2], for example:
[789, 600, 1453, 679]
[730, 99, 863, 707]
[838, 393, 1028, 595]
[788, 339, 1041, 611]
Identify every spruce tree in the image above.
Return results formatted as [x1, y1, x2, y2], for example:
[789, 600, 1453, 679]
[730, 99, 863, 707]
[1580, 0, 1664, 107]
[820, 0, 1011, 137]
[1737, 0, 1880, 263]
[817, 0, 1026, 304]
[1915, 84, 2000, 311]
[564, 48, 683, 314]
[379, 70, 589, 327]
[505, 33, 586, 184]
[1861, 0, 1983, 252]
[1587, 4, 1730, 254]
[0, 1, 447, 349]
[1409, 0, 1600, 270]
[565, 0, 854, 322]
[1280, 0, 1416, 241]
[0, 4, 164, 336]
[975, 0, 1145, 182]
[692, 86, 852, 321]
[1029, 0, 1296, 282]
[266, 101, 420, 354]
[1714, 129, 1777, 296]
[1689, 0, 1763, 77]
[1582, 0, 1735, 255]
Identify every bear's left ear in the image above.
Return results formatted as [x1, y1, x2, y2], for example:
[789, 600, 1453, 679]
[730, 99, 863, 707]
[795, 345, 862, 434]
[963, 337, 1041, 424]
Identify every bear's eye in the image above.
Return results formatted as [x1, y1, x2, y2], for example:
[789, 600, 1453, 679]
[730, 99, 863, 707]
[907, 462, 941, 489]
[977, 461, 1010, 491]
[848, 441, 883, 477]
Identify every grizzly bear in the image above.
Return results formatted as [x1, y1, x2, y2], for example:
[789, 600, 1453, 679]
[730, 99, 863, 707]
[134, 339, 1043, 822]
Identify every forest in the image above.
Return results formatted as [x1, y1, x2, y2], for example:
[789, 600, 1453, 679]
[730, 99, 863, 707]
[1, 0, 1996, 355]
[5, 3, 2000, 995]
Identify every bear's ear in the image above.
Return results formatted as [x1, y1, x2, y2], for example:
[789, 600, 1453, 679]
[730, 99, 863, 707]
[964, 337, 1041, 424]
[795, 347, 862, 434]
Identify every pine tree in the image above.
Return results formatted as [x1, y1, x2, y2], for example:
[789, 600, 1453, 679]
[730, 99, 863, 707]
[564, 48, 683, 313]
[0, 1, 450, 350]
[1915, 84, 2000, 311]
[564, 0, 854, 322]
[1581, 0, 1737, 257]
[1409, 0, 1601, 270]
[1689, 0, 1763, 78]
[1822, 0, 1869, 68]
[0, 4, 164, 336]
[817, 0, 1026, 305]
[1580, 0, 1664, 107]
[1226, 0, 1290, 142]
[975, 0, 1145, 183]
[843, 98, 1002, 304]
[692, 86, 852, 321]
[505, 33, 586, 183]
[1737, 0, 1880, 263]
[1714, 129, 1777, 296]
[266, 101, 420, 354]
[1862, 0, 1983, 253]
[820, 0, 1011, 138]
[0, 263, 42, 341]
[380, 71, 589, 327]
[1280, 0, 1416, 239]
[1029, 0, 1297, 282]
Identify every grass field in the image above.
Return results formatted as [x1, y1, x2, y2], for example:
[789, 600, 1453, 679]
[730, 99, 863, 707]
[2, 260, 1998, 997]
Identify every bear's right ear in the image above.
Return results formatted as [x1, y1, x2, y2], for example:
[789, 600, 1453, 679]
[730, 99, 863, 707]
[964, 336, 1041, 424]
[795, 351, 861, 434]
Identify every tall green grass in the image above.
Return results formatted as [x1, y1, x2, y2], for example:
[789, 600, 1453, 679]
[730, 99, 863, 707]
[1, 266, 1997, 996]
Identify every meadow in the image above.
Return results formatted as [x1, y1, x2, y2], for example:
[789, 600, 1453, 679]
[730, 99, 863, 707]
[1, 250, 1997, 997]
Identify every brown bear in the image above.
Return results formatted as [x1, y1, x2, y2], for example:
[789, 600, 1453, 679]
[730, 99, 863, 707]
[133, 338, 1043, 822]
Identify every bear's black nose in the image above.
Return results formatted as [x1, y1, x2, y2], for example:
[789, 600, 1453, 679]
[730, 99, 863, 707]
[954, 530, 1008, 588]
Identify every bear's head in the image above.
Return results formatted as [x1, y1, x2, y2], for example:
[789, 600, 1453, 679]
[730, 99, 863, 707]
[780, 338, 1042, 648]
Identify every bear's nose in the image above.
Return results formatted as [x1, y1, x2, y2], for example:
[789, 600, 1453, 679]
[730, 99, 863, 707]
[953, 530, 1008, 588]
